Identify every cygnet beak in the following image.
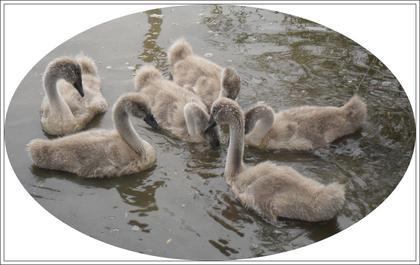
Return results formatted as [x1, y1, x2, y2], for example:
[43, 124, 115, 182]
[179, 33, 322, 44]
[144, 113, 159, 129]
[74, 78, 84, 97]
[204, 116, 217, 133]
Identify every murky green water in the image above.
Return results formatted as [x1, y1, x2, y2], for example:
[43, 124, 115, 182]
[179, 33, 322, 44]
[5, 5, 415, 260]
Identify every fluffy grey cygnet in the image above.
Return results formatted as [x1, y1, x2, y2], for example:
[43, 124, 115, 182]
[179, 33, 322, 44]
[27, 93, 156, 178]
[167, 38, 241, 110]
[40, 55, 108, 136]
[205, 97, 345, 222]
[134, 65, 220, 147]
[244, 95, 367, 150]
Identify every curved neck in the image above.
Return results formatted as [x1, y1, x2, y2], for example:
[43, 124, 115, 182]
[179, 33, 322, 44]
[184, 103, 207, 141]
[225, 116, 245, 184]
[245, 105, 274, 142]
[44, 72, 72, 115]
[113, 104, 146, 156]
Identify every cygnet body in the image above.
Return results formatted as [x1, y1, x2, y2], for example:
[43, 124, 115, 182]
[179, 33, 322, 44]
[134, 65, 220, 147]
[40, 56, 108, 135]
[245, 96, 367, 150]
[28, 93, 156, 178]
[205, 98, 345, 222]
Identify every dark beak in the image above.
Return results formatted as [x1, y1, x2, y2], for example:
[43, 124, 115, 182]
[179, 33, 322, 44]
[210, 137, 220, 148]
[74, 78, 84, 97]
[244, 122, 251, 134]
[204, 116, 217, 133]
[144, 113, 159, 129]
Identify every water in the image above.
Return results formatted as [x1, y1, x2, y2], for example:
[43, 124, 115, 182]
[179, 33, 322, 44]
[4, 5, 416, 260]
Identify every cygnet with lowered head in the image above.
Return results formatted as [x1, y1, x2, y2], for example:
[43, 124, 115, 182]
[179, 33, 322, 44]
[244, 95, 367, 150]
[40, 55, 108, 136]
[134, 65, 220, 147]
[27, 93, 157, 178]
[205, 97, 345, 222]
[168, 38, 241, 110]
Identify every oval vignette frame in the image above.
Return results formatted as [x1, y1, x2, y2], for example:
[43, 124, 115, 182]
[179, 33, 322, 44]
[4, 4, 417, 261]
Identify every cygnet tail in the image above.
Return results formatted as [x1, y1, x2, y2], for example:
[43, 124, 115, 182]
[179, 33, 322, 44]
[76, 55, 98, 76]
[134, 65, 162, 91]
[313, 183, 345, 221]
[342, 95, 367, 123]
[27, 139, 50, 167]
[167, 38, 193, 66]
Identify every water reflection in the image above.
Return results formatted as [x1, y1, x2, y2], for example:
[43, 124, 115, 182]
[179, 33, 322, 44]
[116, 169, 162, 216]
[137, 9, 168, 74]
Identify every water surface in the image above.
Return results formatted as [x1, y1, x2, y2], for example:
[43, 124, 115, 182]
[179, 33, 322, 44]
[5, 5, 415, 260]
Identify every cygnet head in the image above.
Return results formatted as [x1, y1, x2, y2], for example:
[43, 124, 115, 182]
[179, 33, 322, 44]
[343, 95, 367, 124]
[244, 102, 274, 134]
[220, 67, 241, 100]
[114, 93, 158, 129]
[184, 102, 220, 148]
[205, 98, 243, 132]
[44, 57, 84, 97]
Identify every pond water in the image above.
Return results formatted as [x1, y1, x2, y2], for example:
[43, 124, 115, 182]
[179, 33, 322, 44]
[5, 5, 416, 260]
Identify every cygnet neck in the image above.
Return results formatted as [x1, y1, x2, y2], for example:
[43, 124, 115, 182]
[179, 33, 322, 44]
[43, 70, 73, 117]
[246, 105, 274, 142]
[113, 98, 147, 156]
[225, 112, 245, 184]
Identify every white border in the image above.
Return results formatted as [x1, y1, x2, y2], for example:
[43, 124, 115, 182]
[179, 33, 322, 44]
[1, 1, 418, 263]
